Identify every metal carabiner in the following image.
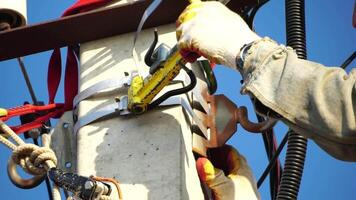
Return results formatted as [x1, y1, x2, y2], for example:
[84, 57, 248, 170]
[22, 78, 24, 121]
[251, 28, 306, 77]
[7, 157, 45, 189]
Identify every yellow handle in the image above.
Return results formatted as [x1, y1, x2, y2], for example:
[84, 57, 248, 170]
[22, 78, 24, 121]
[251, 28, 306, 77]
[0, 108, 7, 117]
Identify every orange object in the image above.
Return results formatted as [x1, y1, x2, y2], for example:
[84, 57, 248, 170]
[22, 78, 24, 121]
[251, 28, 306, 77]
[196, 145, 260, 200]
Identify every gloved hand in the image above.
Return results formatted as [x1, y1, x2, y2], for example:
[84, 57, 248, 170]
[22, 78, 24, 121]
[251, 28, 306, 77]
[176, 1, 261, 68]
[196, 145, 260, 200]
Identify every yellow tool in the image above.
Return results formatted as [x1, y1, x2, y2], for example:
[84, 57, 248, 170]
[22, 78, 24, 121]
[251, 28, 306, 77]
[128, 46, 187, 114]
[128, 0, 204, 114]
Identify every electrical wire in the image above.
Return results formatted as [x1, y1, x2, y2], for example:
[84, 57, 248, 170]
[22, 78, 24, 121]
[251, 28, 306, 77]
[257, 115, 281, 200]
[277, 1, 308, 199]
[340, 51, 356, 69]
[257, 131, 289, 188]
[17, 57, 38, 104]
[246, 0, 270, 28]
[148, 63, 197, 109]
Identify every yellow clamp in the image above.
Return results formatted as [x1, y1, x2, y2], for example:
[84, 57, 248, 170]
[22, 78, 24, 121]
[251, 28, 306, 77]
[0, 108, 8, 117]
[128, 48, 183, 114]
[127, 0, 202, 114]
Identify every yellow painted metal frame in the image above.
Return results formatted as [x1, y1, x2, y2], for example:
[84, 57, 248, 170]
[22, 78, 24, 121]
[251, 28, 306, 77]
[128, 47, 186, 114]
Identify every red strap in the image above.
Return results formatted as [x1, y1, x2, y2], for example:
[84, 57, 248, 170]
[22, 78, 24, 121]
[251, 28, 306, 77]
[47, 0, 112, 116]
[1, 0, 112, 134]
[62, 0, 112, 16]
[64, 48, 78, 110]
[0, 103, 64, 134]
[47, 48, 62, 104]
[0, 103, 62, 122]
[11, 109, 64, 134]
[47, 47, 78, 116]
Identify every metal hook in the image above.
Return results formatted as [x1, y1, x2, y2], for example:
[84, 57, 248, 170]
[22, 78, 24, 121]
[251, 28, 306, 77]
[235, 106, 277, 133]
[7, 158, 45, 189]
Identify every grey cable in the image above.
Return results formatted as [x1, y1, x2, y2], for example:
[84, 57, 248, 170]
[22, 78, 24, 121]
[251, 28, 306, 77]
[17, 57, 38, 104]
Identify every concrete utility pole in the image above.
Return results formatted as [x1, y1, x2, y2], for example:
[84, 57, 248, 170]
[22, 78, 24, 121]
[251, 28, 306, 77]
[75, 1, 204, 199]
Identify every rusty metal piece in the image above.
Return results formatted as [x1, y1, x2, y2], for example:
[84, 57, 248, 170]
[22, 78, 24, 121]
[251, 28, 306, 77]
[191, 88, 277, 156]
[7, 157, 45, 189]
[203, 94, 277, 148]
[204, 94, 238, 147]
[0, 0, 256, 61]
[236, 106, 277, 133]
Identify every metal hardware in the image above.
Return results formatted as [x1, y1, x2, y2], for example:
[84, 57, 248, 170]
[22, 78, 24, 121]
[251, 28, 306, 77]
[7, 157, 45, 189]
[145, 30, 172, 74]
[48, 168, 111, 200]
[192, 92, 277, 156]
[128, 43, 185, 114]
[73, 96, 130, 134]
[50, 111, 77, 173]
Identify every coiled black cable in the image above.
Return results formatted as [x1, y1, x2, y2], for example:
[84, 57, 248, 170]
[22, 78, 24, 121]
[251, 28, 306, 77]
[277, 131, 307, 199]
[258, 131, 289, 188]
[276, 0, 308, 199]
[284, 0, 307, 59]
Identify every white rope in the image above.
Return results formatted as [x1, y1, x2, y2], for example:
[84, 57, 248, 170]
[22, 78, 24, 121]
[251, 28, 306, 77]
[0, 120, 61, 198]
[0, 120, 116, 200]
[0, 122, 58, 173]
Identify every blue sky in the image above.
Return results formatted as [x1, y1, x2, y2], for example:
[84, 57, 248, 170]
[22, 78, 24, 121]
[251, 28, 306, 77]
[0, 0, 355, 199]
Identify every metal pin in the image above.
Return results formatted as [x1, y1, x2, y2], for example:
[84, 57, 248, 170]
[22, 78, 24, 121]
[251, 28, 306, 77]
[63, 123, 69, 129]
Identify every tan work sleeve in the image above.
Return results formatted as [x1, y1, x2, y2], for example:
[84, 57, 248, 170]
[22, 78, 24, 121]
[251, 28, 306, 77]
[240, 37, 356, 161]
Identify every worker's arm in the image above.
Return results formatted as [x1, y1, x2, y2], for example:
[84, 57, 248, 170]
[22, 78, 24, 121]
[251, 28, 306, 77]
[177, 1, 356, 161]
[241, 38, 356, 161]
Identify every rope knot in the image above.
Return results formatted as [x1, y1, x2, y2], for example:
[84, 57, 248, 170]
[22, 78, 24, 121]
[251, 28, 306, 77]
[12, 143, 57, 175]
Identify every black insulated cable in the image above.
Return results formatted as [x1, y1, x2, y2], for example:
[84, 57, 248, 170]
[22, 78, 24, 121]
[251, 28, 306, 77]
[277, 1, 308, 199]
[340, 51, 356, 69]
[148, 63, 197, 110]
[277, 131, 307, 200]
[256, 115, 281, 200]
[258, 131, 289, 188]
[247, 0, 270, 28]
[17, 57, 38, 104]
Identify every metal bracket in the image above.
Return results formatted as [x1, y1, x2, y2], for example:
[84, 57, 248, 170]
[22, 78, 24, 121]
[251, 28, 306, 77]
[50, 111, 77, 173]
[73, 95, 130, 134]
[191, 92, 275, 156]
[73, 72, 135, 108]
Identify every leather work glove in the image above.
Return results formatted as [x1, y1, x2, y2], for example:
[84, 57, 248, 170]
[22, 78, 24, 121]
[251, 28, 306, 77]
[176, 1, 260, 68]
[196, 145, 260, 200]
